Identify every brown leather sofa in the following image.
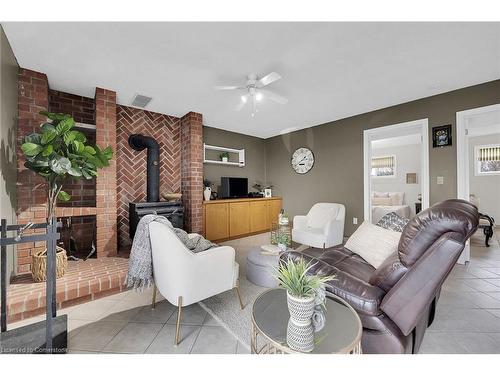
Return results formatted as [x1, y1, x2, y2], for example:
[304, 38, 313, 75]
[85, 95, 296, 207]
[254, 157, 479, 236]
[284, 199, 479, 354]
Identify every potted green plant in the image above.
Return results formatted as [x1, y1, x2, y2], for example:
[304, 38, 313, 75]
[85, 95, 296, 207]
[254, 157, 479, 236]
[275, 258, 335, 352]
[219, 152, 229, 163]
[203, 179, 212, 201]
[21, 111, 113, 279]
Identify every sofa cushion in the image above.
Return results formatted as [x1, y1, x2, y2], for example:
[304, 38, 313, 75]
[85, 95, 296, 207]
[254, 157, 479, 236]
[345, 222, 401, 268]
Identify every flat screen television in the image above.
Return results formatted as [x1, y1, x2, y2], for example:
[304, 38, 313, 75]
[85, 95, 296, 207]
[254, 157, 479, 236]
[220, 177, 248, 198]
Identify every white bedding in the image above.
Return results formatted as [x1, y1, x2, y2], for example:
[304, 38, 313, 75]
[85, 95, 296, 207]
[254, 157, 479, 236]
[371, 205, 411, 224]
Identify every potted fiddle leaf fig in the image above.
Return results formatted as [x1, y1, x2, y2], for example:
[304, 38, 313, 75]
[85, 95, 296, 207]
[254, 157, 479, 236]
[21, 111, 113, 223]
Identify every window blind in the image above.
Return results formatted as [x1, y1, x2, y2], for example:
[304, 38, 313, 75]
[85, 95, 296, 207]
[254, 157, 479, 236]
[372, 155, 395, 168]
[478, 145, 500, 162]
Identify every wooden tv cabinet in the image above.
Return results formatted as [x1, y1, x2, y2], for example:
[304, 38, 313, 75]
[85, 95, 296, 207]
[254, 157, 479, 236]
[203, 197, 282, 241]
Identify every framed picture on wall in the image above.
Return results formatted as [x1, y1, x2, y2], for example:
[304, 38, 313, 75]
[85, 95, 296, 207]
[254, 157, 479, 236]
[432, 124, 452, 148]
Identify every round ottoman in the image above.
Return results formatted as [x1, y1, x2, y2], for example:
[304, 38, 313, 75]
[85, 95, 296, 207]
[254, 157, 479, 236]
[246, 247, 280, 288]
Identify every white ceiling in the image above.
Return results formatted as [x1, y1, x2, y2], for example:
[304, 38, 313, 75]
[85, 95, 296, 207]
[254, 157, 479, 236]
[3, 22, 500, 139]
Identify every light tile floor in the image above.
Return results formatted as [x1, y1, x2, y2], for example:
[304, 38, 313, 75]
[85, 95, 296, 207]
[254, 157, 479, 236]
[8, 229, 500, 354]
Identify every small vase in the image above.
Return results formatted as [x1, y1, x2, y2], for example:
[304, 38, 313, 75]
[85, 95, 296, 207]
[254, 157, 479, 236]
[287, 318, 314, 352]
[287, 292, 315, 323]
[204, 187, 211, 201]
[286, 292, 315, 352]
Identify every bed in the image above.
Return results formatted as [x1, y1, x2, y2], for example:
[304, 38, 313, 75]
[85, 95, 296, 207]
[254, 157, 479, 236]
[371, 191, 411, 224]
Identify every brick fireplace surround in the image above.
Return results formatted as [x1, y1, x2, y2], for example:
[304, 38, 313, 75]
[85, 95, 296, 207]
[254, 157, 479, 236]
[15, 68, 204, 275]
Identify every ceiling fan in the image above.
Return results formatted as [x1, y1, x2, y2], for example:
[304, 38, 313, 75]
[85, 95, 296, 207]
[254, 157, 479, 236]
[215, 72, 288, 117]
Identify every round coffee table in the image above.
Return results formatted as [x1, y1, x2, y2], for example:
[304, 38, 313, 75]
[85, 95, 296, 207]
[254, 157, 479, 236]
[251, 288, 362, 354]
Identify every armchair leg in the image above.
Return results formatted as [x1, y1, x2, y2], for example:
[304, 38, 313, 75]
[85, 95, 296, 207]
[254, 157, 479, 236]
[151, 284, 157, 309]
[175, 296, 183, 346]
[235, 279, 244, 310]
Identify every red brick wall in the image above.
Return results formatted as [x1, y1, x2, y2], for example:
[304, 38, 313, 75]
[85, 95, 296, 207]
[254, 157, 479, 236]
[48, 89, 95, 124]
[49, 89, 96, 208]
[116, 106, 181, 249]
[16, 69, 51, 274]
[95, 88, 118, 257]
[180, 112, 204, 233]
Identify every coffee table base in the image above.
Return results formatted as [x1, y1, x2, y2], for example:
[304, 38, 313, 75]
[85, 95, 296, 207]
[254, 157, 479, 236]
[251, 320, 362, 354]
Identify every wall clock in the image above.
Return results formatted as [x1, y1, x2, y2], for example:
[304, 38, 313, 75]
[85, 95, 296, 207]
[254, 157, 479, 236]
[291, 147, 315, 174]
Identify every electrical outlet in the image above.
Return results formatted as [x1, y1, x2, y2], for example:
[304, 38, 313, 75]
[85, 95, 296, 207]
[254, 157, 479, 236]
[353, 217, 358, 225]
[437, 176, 444, 185]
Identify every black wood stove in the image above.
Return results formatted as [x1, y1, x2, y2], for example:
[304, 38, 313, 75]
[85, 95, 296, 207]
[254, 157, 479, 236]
[128, 134, 184, 239]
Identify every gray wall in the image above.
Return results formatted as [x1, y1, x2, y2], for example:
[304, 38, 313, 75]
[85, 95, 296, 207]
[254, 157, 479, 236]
[469, 133, 500, 221]
[203, 126, 266, 194]
[266, 80, 500, 236]
[0, 25, 19, 282]
[372, 143, 422, 217]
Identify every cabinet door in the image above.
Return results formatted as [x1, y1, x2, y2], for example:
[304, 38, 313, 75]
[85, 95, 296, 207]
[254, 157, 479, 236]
[229, 202, 250, 237]
[205, 203, 229, 241]
[249, 200, 269, 233]
[267, 199, 282, 229]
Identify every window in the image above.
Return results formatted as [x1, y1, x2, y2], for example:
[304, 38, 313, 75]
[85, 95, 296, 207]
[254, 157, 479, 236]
[475, 144, 500, 176]
[371, 155, 396, 177]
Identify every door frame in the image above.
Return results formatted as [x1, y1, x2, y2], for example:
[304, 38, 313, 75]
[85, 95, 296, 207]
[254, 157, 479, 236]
[363, 119, 430, 223]
[456, 103, 500, 263]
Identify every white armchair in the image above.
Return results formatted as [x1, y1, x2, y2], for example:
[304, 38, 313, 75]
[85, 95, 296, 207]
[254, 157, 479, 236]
[292, 203, 345, 249]
[148, 222, 243, 345]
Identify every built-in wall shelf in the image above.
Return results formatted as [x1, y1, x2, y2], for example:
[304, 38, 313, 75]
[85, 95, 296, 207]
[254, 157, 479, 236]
[203, 143, 245, 167]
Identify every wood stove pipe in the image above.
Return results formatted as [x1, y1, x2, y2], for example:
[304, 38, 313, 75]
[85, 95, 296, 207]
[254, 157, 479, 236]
[128, 134, 160, 202]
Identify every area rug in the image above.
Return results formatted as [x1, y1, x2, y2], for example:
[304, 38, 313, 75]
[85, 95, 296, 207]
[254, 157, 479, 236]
[198, 233, 271, 350]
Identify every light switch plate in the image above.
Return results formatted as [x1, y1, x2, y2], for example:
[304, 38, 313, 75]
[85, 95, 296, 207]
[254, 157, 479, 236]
[353, 217, 358, 225]
[437, 176, 444, 185]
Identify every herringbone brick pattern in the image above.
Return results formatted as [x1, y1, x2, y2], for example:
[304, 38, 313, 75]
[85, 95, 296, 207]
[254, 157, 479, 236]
[116, 106, 181, 249]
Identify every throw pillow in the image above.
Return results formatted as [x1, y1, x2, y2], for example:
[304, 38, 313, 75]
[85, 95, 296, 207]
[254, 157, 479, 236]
[345, 221, 401, 268]
[376, 212, 410, 232]
[372, 197, 392, 206]
[373, 191, 390, 198]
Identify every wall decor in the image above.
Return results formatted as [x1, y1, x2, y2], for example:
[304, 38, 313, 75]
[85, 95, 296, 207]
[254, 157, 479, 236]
[432, 124, 452, 148]
[291, 147, 315, 174]
[406, 173, 417, 184]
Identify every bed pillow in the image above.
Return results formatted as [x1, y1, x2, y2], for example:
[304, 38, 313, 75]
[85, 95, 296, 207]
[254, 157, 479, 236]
[388, 192, 404, 206]
[372, 191, 390, 198]
[372, 197, 392, 206]
[345, 221, 401, 268]
[376, 212, 410, 232]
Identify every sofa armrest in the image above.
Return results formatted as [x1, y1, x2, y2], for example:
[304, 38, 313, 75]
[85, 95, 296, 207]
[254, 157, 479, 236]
[380, 234, 464, 335]
[293, 215, 308, 230]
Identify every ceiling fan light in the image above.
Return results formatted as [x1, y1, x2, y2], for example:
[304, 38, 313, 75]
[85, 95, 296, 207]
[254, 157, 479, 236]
[255, 92, 263, 101]
[241, 95, 248, 103]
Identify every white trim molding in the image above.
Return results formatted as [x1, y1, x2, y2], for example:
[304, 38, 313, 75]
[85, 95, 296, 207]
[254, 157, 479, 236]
[456, 103, 500, 264]
[363, 118, 430, 223]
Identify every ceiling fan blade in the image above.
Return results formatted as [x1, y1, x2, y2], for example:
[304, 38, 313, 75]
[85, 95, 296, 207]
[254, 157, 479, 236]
[256, 72, 282, 87]
[260, 89, 288, 104]
[236, 94, 249, 111]
[214, 85, 245, 90]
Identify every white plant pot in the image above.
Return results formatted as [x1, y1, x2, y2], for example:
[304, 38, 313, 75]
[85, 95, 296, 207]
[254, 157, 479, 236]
[286, 292, 315, 352]
[222, 157, 228, 163]
[286, 292, 315, 324]
[204, 187, 211, 201]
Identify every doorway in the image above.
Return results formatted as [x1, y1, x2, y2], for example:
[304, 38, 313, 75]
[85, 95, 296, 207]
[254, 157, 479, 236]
[363, 119, 430, 224]
[456, 103, 500, 263]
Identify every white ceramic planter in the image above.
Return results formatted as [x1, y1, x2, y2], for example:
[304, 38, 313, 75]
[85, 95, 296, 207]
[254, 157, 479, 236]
[203, 187, 211, 201]
[222, 157, 228, 163]
[286, 292, 315, 352]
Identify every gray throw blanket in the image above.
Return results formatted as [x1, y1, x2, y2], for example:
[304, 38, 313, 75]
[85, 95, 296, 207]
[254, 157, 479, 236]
[125, 214, 217, 290]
